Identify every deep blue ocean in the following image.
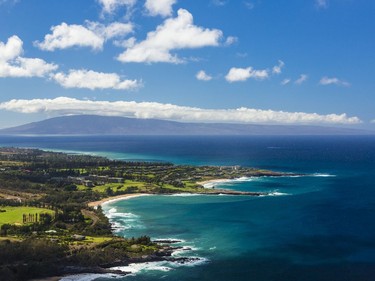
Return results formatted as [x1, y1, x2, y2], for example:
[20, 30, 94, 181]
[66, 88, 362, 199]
[1, 135, 375, 281]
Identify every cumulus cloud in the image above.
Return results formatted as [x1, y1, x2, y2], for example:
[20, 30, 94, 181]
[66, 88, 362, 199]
[35, 21, 133, 51]
[0, 97, 361, 125]
[316, 0, 328, 9]
[97, 0, 136, 15]
[295, 74, 308, 85]
[51, 69, 141, 90]
[196, 70, 212, 81]
[319, 76, 350, 87]
[117, 9, 223, 63]
[144, 0, 176, 17]
[272, 60, 284, 75]
[88, 22, 134, 40]
[0, 36, 57, 78]
[225, 67, 269, 82]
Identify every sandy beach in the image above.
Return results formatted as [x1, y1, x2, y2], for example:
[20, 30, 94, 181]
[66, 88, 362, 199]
[88, 193, 151, 207]
[196, 178, 231, 188]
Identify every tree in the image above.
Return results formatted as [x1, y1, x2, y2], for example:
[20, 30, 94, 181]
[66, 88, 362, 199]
[105, 187, 114, 196]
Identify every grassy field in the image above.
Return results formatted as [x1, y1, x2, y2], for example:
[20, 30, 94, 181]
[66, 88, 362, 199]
[0, 206, 54, 226]
[77, 180, 150, 193]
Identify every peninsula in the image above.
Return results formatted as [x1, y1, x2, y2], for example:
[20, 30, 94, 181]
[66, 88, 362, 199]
[0, 147, 294, 280]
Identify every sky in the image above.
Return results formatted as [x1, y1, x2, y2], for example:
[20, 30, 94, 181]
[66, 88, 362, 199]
[0, 0, 374, 130]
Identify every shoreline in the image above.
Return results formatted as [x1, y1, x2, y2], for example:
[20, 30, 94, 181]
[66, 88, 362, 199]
[88, 179, 270, 208]
[196, 178, 233, 187]
[88, 193, 151, 207]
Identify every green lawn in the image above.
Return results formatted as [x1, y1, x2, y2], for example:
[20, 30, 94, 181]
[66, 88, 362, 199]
[0, 206, 54, 226]
[77, 180, 202, 194]
[78, 181, 150, 192]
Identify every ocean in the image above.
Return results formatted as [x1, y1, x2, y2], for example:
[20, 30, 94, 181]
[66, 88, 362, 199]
[1, 135, 375, 281]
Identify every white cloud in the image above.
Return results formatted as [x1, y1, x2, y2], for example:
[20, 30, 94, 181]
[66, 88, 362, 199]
[281, 78, 291, 85]
[272, 60, 285, 75]
[35, 21, 133, 51]
[0, 0, 19, 5]
[316, 0, 328, 9]
[371, 119, 375, 124]
[97, 0, 136, 15]
[225, 67, 269, 82]
[0, 36, 57, 78]
[35, 23, 103, 51]
[51, 69, 141, 90]
[319, 77, 350, 87]
[0, 97, 362, 125]
[117, 9, 223, 64]
[196, 70, 212, 81]
[225, 36, 238, 46]
[145, 0, 176, 17]
[88, 22, 134, 40]
[211, 0, 227, 6]
[244, 1, 255, 10]
[236, 52, 248, 58]
[295, 74, 308, 85]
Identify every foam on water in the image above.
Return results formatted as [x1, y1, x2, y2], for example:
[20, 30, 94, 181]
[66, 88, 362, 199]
[153, 238, 186, 243]
[202, 177, 260, 188]
[59, 273, 121, 281]
[267, 191, 289, 196]
[112, 261, 174, 275]
[312, 173, 336, 177]
[170, 193, 201, 197]
[111, 256, 209, 276]
[103, 207, 145, 232]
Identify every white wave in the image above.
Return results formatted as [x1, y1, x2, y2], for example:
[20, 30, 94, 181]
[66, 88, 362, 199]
[271, 173, 336, 178]
[170, 193, 201, 197]
[153, 237, 186, 244]
[233, 176, 256, 182]
[107, 207, 117, 214]
[202, 177, 258, 188]
[105, 210, 138, 220]
[175, 257, 209, 267]
[111, 261, 173, 274]
[171, 245, 200, 257]
[312, 173, 336, 177]
[103, 209, 145, 232]
[112, 256, 209, 275]
[59, 273, 121, 281]
[267, 191, 289, 196]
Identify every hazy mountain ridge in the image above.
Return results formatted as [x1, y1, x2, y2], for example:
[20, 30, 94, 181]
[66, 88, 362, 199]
[0, 115, 372, 135]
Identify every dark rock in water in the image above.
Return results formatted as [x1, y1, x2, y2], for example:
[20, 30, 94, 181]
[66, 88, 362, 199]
[62, 266, 128, 276]
[154, 246, 182, 257]
[168, 257, 205, 265]
[153, 239, 182, 244]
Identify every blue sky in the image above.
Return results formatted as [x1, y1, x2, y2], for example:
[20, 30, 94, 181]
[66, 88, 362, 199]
[0, 0, 374, 129]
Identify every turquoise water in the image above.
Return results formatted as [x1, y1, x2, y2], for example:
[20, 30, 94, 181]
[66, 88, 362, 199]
[1, 135, 375, 280]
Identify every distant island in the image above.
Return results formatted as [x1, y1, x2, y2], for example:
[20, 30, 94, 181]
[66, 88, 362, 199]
[0, 115, 373, 135]
[0, 147, 295, 280]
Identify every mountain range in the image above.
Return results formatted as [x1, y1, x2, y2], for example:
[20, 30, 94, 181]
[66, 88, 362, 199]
[0, 115, 373, 135]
